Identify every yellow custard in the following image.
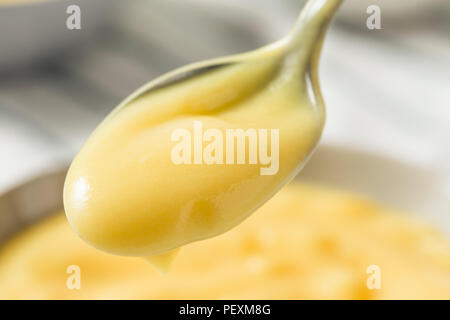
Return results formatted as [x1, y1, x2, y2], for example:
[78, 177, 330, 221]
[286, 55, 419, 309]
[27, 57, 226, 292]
[63, 54, 322, 259]
[63, 0, 341, 265]
[1, 184, 450, 300]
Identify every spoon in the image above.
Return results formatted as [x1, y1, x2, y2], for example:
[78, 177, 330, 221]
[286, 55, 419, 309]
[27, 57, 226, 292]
[63, 0, 343, 271]
[107, 0, 342, 120]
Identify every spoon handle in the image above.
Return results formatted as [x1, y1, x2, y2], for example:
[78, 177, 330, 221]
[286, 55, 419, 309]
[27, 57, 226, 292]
[288, 0, 343, 61]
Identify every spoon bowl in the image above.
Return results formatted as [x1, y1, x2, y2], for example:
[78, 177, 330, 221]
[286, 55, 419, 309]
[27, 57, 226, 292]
[63, 0, 343, 264]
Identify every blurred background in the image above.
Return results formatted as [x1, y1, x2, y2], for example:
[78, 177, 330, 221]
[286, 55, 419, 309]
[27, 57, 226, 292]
[0, 0, 449, 193]
[1, 0, 450, 300]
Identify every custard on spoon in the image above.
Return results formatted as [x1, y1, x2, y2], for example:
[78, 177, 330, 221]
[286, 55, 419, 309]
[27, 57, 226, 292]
[63, 0, 343, 270]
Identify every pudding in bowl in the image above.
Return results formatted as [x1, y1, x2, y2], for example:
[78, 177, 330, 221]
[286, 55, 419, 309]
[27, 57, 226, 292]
[1, 180, 449, 299]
